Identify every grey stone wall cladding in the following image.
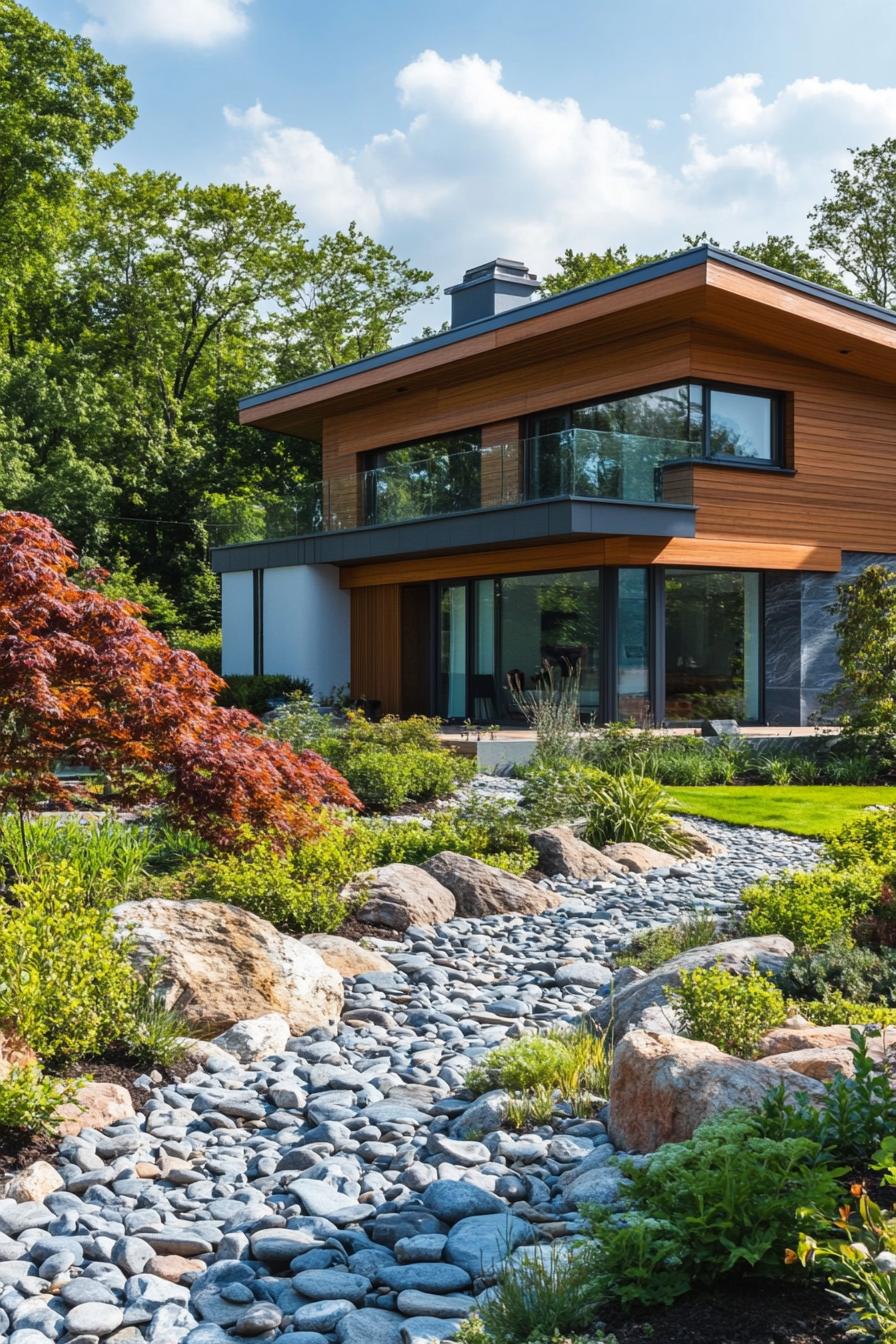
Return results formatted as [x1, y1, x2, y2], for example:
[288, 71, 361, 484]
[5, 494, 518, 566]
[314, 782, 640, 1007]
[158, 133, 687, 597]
[763, 552, 896, 725]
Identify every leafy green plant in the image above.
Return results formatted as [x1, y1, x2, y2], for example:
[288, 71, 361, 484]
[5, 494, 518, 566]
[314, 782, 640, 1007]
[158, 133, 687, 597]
[795, 1160, 896, 1340]
[362, 799, 537, 875]
[617, 914, 721, 972]
[219, 673, 312, 715]
[168, 627, 222, 673]
[467, 1021, 612, 1126]
[824, 807, 896, 871]
[184, 837, 352, 935]
[0, 814, 153, 899]
[759, 1029, 896, 1164]
[588, 1112, 843, 1308]
[0, 1066, 81, 1137]
[0, 861, 140, 1063]
[822, 563, 896, 760]
[472, 1240, 605, 1344]
[742, 862, 884, 949]
[666, 962, 787, 1057]
[791, 994, 896, 1027]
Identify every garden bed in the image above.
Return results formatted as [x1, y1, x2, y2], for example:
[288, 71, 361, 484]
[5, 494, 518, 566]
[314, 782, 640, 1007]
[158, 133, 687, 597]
[602, 1280, 844, 1344]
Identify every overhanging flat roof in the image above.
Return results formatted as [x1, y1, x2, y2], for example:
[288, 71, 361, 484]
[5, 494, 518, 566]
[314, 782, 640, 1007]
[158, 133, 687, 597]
[239, 245, 896, 419]
[210, 496, 696, 573]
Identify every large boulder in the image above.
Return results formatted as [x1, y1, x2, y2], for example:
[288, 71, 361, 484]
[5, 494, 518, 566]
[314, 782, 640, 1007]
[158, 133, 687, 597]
[592, 935, 794, 1038]
[758, 1047, 857, 1082]
[527, 827, 625, 880]
[601, 842, 682, 873]
[212, 1013, 291, 1063]
[422, 853, 562, 918]
[608, 1029, 825, 1152]
[671, 818, 726, 858]
[356, 865, 456, 932]
[113, 898, 343, 1035]
[301, 933, 394, 977]
[758, 1024, 862, 1056]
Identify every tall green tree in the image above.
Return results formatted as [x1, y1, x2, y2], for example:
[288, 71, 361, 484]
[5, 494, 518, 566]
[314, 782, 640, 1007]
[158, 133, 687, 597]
[539, 244, 668, 296]
[809, 140, 896, 306]
[0, 0, 135, 347]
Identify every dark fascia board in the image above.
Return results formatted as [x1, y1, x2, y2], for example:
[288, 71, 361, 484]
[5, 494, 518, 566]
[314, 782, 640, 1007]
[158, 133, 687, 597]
[210, 496, 696, 573]
[238, 246, 896, 414]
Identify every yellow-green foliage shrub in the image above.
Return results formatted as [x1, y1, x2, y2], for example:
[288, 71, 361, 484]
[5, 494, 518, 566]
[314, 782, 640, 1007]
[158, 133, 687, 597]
[824, 807, 896, 870]
[0, 862, 138, 1063]
[743, 862, 884, 949]
[0, 1066, 80, 1136]
[666, 962, 787, 1057]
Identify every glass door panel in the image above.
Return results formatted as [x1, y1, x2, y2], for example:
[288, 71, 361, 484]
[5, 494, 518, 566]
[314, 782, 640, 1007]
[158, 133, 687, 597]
[664, 568, 761, 721]
[617, 568, 650, 723]
[497, 569, 601, 719]
[438, 582, 467, 719]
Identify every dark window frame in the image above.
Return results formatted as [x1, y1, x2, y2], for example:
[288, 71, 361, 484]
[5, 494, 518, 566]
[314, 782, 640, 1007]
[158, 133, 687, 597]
[429, 561, 765, 726]
[523, 378, 785, 481]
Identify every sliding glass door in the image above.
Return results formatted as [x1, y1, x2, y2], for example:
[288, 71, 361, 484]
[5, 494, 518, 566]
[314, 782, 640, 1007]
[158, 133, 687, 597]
[438, 582, 467, 719]
[498, 570, 602, 719]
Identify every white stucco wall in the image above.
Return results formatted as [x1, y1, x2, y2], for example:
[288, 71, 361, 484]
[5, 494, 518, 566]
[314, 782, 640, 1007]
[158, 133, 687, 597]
[263, 565, 350, 696]
[220, 571, 255, 676]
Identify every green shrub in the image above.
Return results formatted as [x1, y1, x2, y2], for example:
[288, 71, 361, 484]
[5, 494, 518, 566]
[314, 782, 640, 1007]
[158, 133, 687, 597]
[792, 994, 896, 1027]
[271, 706, 474, 810]
[0, 862, 138, 1063]
[666, 962, 787, 1057]
[168, 627, 222, 673]
[617, 914, 722, 972]
[759, 1029, 896, 1165]
[362, 799, 537, 875]
[824, 807, 896, 870]
[0, 815, 153, 898]
[777, 935, 896, 1005]
[219, 673, 312, 716]
[520, 758, 601, 827]
[0, 1066, 81, 1137]
[742, 862, 884, 949]
[184, 838, 352, 935]
[466, 1021, 611, 1126]
[588, 1112, 842, 1307]
[470, 1240, 605, 1344]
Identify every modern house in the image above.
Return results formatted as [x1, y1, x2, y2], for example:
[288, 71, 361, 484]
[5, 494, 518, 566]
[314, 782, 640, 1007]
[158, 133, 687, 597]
[211, 245, 896, 727]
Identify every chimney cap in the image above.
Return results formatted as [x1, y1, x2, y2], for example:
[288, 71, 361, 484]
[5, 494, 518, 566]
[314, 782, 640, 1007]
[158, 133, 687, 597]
[444, 258, 538, 296]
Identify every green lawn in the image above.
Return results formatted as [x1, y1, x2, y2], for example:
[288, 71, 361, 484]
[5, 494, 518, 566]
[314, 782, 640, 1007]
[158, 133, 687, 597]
[670, 785, 896, 838]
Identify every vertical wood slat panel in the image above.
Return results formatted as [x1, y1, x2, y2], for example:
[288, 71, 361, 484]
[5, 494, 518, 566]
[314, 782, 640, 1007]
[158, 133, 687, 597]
[350, 585, 402, 713]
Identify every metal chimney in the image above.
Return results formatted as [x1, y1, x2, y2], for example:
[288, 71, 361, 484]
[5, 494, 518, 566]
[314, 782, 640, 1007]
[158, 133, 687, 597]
[445, 259, 539, 328]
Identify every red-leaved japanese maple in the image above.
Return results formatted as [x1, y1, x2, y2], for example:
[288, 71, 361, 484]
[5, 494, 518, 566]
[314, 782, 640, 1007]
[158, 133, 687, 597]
[0, 511, 359, 846]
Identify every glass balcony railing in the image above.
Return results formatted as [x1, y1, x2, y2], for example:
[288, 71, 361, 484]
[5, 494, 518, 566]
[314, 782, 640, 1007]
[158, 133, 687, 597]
[212, 429, 698, 545]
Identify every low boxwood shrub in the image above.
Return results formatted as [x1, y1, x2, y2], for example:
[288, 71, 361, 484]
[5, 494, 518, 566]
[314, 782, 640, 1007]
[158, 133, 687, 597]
[665, 961, 787, 1057]
[183, 835, 355, 935]
[219, 673, 312, 716]
[742, 862, 884, 950]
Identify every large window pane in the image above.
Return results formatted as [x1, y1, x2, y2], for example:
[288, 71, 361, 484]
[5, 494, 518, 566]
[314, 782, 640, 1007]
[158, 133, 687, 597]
[664, 569, 761, 721]
[439, 582, 467, 719]
[367, 431, 482, 523]
[617, 568, 650, 724]
[498, 570, 601, 718]
[709, 390, 773, 460]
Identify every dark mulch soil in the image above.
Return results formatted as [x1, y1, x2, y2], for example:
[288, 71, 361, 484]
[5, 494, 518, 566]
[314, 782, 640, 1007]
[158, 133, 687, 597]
[602, 1280, 846, 1344]
[335, 912, 400, 943]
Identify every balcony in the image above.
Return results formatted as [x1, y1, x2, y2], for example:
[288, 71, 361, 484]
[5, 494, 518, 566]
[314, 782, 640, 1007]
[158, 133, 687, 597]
[210, 429, 700, 548]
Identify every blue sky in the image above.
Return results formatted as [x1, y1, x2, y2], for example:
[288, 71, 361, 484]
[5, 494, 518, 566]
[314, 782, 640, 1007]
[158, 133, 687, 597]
[30, 0, 896, 324]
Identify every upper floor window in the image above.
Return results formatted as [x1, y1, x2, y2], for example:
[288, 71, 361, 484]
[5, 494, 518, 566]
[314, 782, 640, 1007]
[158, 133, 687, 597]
[364, 430, 482, 524]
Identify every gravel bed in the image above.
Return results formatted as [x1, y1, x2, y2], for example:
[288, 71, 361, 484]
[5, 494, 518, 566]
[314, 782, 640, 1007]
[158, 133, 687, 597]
[0, 802, 820, 1344]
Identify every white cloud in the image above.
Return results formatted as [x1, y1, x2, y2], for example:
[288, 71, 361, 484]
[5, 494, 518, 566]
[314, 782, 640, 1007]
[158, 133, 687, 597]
[225, 51, 677, 285]
[646, 118, 665, 130]
[223, 56, 896, 314]
[81, 0, 252, 47]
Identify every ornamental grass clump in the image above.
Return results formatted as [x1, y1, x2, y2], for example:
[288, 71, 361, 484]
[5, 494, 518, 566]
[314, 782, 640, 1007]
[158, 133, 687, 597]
[466, 1020, 612, 1127]
[666, 961, 787, 1058]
